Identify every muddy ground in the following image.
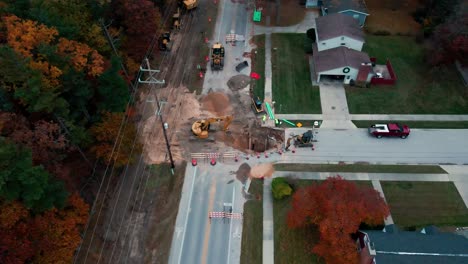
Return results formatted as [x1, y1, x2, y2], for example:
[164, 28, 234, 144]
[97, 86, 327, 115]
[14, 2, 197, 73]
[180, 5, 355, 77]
[78, 0, 285, 263]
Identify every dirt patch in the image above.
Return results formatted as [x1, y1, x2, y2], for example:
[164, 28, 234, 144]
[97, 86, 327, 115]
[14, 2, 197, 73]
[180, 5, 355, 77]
[250, 163, 275, 179]
[255, 0, 307, 27]
[365, 0, 422, 35]
[227, 74, 251, 91]
[201, 92, 233, 116]
[236, 163, 251, 184]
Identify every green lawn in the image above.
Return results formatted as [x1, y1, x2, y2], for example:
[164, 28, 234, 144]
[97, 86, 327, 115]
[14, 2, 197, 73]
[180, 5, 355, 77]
[274, 164, 447, 174]
[271, 33, 321, 114]
[381, 181, 468, 229]
[274, 179, 323, 264]
[346, 36, 468, 114]
[251, 35, 266, 100]
[352, 120, 468, 129]
[240, 179, 263, 264]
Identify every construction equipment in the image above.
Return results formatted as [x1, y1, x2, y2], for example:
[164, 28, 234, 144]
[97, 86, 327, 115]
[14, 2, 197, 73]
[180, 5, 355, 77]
[173, 8, 181, 30]
[191, 115, 233, 139]
[285, 130, 316, 151]
[179, 0, 198, 10]
[158, 32, 171, 51]
[211, 43, 225, 71]
[251, 95, 265, 114]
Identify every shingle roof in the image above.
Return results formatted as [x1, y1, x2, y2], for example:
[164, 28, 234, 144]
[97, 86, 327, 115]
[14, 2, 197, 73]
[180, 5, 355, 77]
[315, 13, 364, 42]
[322, 0, 369, 14]
[313, 45, 370, 73]
[364, 226, 468, 264]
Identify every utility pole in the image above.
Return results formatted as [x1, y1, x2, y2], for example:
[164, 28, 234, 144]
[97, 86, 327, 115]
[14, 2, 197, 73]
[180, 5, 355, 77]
[139, 58, 175, 175]
[100, 19, 136, 92]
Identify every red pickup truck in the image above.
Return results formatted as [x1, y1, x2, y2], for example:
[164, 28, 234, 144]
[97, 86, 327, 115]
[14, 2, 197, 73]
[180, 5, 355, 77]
[368, 123, 410, 139]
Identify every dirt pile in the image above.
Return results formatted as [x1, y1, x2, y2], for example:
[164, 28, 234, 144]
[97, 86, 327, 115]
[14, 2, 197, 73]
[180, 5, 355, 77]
[201, 92, 232, 116]
[249, 163, 275, 179]
[227, 75, 251, 91]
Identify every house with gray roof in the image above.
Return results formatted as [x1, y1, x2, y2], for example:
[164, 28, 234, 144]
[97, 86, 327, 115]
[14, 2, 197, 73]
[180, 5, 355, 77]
[306, 0, 369, 26]
[357, 225, 468, 264]
[315, 13, 365, 52]
[312, 44, 372, 83]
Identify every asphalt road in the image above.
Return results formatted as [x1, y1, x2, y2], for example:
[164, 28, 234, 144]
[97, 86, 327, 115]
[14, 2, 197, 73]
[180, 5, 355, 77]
[169, 164, 246, 264]
[282, 128, 468, 165]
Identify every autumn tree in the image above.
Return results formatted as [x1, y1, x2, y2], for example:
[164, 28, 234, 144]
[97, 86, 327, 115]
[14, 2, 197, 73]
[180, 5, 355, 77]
[0, 138, 68, 212]
[57, 38, 105, 77]
[90, 112, 142, 168]
[30, 193, 89, 264]
[0, 193, 89, 264]
[426, 6, 468, 66]
[111, 0, 161, 61]
[287, 177, 389, 264]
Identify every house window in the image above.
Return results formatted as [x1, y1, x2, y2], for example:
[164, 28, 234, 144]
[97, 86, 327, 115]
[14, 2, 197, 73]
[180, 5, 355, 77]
[341, 37, 345, 40]
[353, 14, 359, 19]
[341, 43, 346, 45]
[322, 42, 326, 45]
[347, 76, 350, 79]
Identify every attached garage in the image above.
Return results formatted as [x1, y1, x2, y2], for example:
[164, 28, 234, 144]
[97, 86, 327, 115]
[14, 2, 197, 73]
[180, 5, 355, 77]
[312, 44, 372, 84]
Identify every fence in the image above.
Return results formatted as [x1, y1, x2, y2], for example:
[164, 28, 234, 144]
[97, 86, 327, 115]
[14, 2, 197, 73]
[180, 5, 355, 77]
[370, 58, 397, 86]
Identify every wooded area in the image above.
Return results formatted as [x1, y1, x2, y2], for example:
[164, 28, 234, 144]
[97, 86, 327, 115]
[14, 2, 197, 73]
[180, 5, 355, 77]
[0, 0, 162, 262]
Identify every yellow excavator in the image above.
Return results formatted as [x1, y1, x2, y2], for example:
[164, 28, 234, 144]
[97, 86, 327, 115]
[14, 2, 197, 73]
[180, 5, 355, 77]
[191, 115, 233, 139]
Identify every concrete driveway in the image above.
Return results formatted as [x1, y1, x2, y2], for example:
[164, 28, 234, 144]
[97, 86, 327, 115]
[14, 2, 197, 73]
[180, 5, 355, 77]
[318, 79, 356, 129]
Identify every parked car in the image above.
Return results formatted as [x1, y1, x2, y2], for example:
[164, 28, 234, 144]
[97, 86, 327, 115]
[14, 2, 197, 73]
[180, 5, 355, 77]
[368, 123, 410, 139]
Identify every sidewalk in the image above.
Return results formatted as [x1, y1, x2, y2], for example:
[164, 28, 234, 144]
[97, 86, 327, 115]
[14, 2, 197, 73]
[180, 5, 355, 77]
[263, 178, 274, 264]
[275, 114, 468, 122]
[253, 11, 319, 35]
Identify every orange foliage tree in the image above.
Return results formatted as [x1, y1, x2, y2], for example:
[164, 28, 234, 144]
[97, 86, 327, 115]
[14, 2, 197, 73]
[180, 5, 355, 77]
[0, 194, 89, 264]
[57, 38, 104, 76]
[90, 112, 141, 168]
[287, 176, 389, 264]
[3, 15, 62, 88]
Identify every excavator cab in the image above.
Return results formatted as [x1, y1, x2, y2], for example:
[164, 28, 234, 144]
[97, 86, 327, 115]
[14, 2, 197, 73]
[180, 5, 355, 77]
[158, 32, 171, 51]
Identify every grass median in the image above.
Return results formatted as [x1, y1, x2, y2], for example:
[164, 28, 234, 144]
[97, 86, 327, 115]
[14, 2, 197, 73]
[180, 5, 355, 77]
[240, 179, 263, 264]
[274, 164, 447, 174]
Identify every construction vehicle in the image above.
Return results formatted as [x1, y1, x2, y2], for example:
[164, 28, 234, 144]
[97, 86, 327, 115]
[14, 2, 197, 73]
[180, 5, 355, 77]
[158, 32, 172, 51]
[211, 43, 225, 71]
[173, 8, 181, 30]
[191, 115, 233, 139]
[179, 0, 198, 10]
[285, 130, 316, 151]
[251, 95, 265, 114]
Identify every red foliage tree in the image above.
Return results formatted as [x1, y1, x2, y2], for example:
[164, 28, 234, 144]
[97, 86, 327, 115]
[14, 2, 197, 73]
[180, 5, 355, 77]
[287, 176, 389, 264]
[112, 0, 161, 61]
[427, 11, 468, 66]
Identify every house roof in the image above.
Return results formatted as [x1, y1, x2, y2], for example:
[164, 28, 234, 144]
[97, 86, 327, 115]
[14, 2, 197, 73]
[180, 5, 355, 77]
[322, 0, 369, 15]
[313, 45, 370, 73]
[364, 225, 468, 264]
[315, 13, 365, 42]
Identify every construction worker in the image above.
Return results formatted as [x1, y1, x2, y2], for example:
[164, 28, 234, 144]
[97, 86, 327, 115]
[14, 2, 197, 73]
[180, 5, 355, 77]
[262, 114, 267, 124]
